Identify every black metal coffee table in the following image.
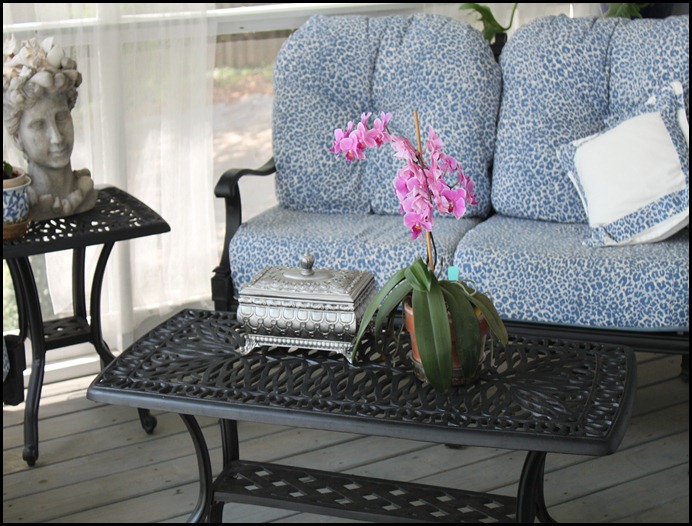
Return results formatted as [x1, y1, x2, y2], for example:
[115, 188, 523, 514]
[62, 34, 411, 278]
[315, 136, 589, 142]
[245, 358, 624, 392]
[87, 309, 636, 523]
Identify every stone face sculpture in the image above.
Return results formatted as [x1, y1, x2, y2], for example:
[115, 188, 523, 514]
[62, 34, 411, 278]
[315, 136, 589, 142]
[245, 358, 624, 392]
[3, 36, 96, 220]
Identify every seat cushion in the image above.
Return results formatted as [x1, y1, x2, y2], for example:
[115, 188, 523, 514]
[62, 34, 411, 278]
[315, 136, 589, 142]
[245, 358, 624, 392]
[229, 206, 481, 295]
[453, 215, 689, 331]
[491, 15, 622, 222]
[272, 13, 500, 217]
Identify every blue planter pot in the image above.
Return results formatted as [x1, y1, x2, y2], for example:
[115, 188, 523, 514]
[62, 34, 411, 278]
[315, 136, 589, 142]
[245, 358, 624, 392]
[3, 173, 32, 239]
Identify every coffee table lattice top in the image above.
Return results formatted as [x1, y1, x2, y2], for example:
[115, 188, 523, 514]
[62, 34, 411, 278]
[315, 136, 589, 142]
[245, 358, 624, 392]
[90, 309, 635, 455]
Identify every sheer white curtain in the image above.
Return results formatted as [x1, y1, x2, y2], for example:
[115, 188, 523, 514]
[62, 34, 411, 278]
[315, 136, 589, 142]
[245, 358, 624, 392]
[3, 3, 218, 351]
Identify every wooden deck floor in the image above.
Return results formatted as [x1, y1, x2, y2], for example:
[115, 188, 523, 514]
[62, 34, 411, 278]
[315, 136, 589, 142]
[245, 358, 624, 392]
[3, 352, 689, 523]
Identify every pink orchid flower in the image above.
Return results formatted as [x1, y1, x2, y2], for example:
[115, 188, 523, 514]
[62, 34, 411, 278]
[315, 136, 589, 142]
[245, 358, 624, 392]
[426, 126, 444, 154]
[404, 210, 433, 240]
[441, 188, 468, 219]
[338, 131, 365, 161]
[368, 112, 392, 146]
[391, 136, 418, 162]
[329, 121, 355, 155]
[393, 169, 415, 202]
[356, 121, 375, 149]
[458, 173, 477, 205]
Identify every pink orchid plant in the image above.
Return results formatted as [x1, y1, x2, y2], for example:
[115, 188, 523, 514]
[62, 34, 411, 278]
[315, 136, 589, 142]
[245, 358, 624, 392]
[331, 110, 507, 391]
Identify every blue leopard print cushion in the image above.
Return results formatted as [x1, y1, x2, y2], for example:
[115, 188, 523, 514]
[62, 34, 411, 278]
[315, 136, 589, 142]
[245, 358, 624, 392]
[493, 15, 690, 223]
[229, 207, 481, 296]
[273, 15, 374, 214]
[609, 15, 689, 124]
[364, 15, 500, 218]
[2, 338, 8, 383]
[273, 14, 500, 216]
[492, 15, 623, 222]
[453, 215, 690, 330]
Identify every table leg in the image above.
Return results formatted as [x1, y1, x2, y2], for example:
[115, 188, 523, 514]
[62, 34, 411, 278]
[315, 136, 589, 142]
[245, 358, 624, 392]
[180, 414, 214, 523]
[9, 257, 46, 467]
[87, 242, 157, 433]
[8, 258, 29, 341]
[219, 419, 239, 466]
[208, 419, 240, 522]
[72, 247, 88, 321]
[87, 242, 116, 365]
[517, 451, 556, 523]
[5, 261, 28, 406]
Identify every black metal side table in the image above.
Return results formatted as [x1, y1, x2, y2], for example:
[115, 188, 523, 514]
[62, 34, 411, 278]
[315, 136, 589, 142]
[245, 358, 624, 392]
[88, 309, 637, 523]
[3, 186, 170, 466]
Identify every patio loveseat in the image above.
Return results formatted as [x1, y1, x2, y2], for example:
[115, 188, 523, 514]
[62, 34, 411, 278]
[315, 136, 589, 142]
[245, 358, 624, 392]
[212, 13, 689, 376]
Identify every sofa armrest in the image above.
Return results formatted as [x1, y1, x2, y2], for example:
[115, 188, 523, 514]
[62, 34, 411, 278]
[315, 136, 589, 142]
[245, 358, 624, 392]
[212, 157, 277, 311]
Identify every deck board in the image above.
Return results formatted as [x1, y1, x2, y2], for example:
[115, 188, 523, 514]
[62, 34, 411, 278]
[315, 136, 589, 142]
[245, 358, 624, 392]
[3, 353, 689, 523]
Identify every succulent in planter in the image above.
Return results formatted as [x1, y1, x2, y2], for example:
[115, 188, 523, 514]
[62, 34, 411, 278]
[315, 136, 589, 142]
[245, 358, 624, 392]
[330, 110, 509, 391]
[3, 160, 28, 187]
[4, 160, 18, 181]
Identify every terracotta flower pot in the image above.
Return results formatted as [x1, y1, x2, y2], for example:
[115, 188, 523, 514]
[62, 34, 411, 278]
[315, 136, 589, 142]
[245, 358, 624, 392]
[404, 302, 489, 386]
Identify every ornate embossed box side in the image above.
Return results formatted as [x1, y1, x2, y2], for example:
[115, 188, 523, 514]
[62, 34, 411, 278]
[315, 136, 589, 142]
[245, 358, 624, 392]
[237, 254, 376, 362]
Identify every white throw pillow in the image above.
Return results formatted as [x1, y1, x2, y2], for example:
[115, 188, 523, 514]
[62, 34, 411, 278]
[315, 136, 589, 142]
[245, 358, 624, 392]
[557, 81, 689, 247]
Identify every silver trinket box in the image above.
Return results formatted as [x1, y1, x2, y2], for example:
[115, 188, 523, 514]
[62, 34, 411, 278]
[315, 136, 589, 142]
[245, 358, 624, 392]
[237, 254, 377, 362]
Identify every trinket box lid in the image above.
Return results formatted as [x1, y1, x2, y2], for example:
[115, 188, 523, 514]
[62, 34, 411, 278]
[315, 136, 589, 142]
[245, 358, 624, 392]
[239, 254, 374, 305]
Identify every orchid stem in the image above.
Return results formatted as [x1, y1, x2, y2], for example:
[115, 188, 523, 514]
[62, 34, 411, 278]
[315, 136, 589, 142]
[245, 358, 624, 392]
[412, 109, 435, 274]
[414, 109, 423, 154]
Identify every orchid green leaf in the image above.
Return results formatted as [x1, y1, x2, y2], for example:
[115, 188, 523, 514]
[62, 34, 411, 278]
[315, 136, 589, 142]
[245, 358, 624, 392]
[440, 281, 481, 381]
[405, 257, 433, 292]
[457, 282, 509, 346]
[352, 267, 407, 361]
[412, 278, 452, 391]
[374, 280, 412, 335]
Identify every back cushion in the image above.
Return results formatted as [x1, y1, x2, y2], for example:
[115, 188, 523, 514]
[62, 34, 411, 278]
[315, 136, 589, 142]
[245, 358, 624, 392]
[273, 14, 501, 216]
[365, 15, 501, 218]
[609, 16, 689, 123]
[492, 15, 622, 222]
[273, 15, 376, 213]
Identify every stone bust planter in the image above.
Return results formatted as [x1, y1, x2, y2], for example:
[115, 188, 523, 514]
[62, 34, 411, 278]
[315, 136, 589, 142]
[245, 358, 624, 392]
[3, 36, 97, 221]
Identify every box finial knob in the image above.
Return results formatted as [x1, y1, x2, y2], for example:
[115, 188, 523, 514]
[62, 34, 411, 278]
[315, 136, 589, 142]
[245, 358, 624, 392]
[300, 254, 315, 276]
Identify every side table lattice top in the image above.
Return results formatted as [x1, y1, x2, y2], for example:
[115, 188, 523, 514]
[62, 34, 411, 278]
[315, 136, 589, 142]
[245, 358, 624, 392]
[89, 309, 636, 456]
[3, 186, 170, 259]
